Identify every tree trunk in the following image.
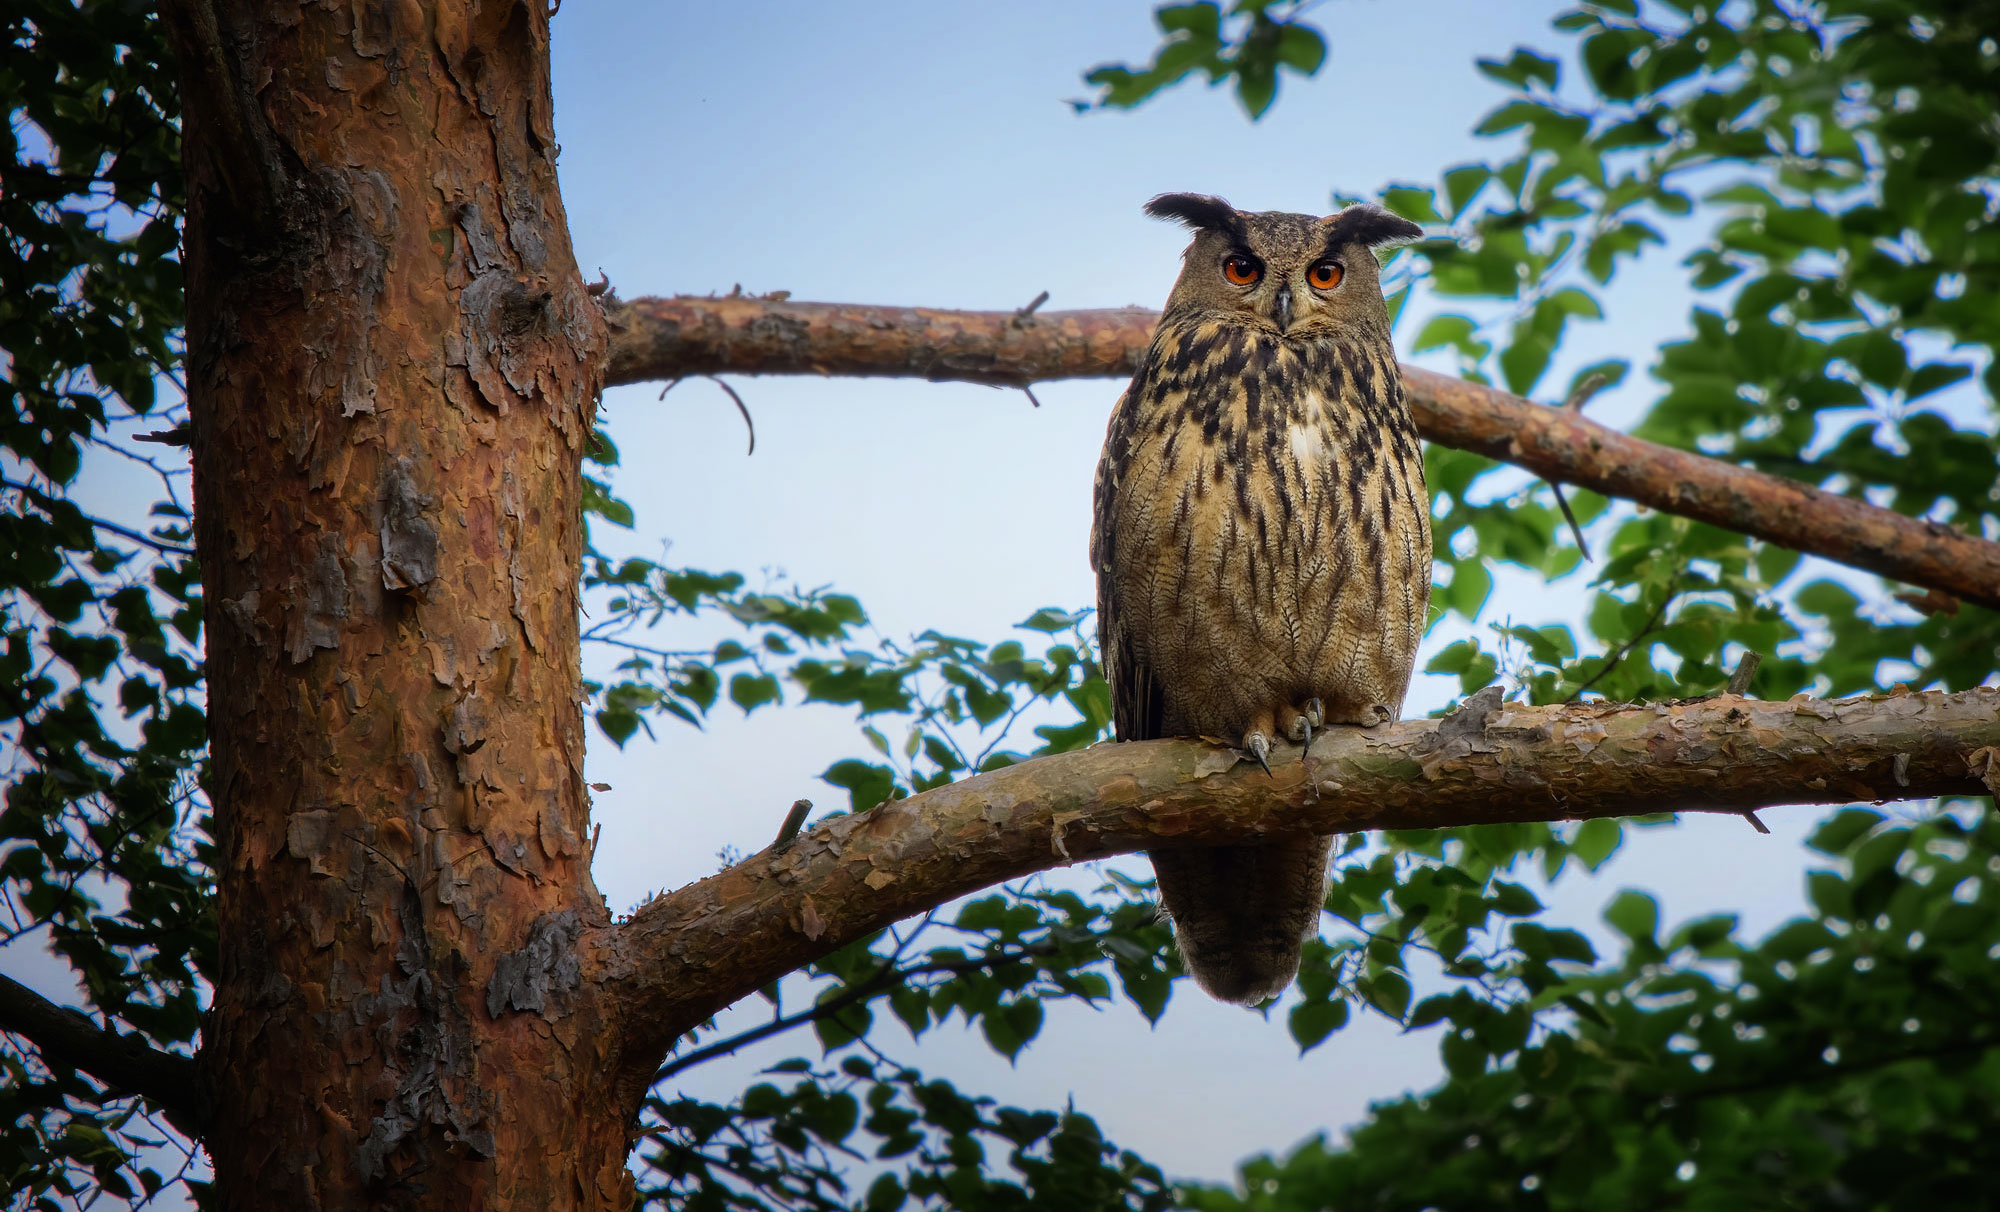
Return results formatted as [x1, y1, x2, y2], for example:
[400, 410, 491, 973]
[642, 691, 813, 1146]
[166, 1, 624, 1206]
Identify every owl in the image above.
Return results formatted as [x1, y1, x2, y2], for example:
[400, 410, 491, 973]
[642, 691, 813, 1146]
[1091, 194, 1431, 1004]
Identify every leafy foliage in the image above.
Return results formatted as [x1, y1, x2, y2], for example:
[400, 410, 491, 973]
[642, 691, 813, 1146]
[1, 1, 211, 1204]
[1185, 799, 2000, 1210]
[645, 1052, 1173, 1211]
[1388, 0, 2000, 709]
[1081, 2, 1328, 120]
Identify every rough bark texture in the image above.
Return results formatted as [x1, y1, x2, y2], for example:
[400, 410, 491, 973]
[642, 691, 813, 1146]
[603, 296, 2000, 612]
[166, 1, 621, 1207]
[605, 686, 2000, 1072]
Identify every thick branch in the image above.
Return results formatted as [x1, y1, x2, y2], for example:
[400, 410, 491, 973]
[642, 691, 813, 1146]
[600, 686, 2000, 1076]
[604, 296, 2000, 612]
[0, 973, 205, 1133]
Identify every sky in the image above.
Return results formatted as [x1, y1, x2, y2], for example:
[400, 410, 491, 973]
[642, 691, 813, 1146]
[549, 0, 1843, 1188]
[0, 0, 1901, 1202]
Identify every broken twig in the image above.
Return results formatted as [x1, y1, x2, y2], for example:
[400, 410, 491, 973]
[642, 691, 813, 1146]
[772, 799, 813, 852]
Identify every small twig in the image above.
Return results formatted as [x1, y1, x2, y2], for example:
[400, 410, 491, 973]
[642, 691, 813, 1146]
[657, 375, 754, 453]
[133, 427, 191, 446]
[1563, 370, 1612, 411]
[1566, 581, 1677, 702]
[771, 799, 813, 852]
[1020, 385, 1042, 409]
[1549, 482, 1591, 561]
[1011, 290, 1051, 326]
[1725, 649, 1769, 833]
[1537, 373, 1611, 562]
[1725, 650, 1763, 697]
[709, 377, 755, 455]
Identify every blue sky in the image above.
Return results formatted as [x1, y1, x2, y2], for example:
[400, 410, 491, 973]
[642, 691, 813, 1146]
[553, 0, 1841, 1184]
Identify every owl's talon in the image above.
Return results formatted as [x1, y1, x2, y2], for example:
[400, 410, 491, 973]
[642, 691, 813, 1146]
[1245, 732, 1273, 777]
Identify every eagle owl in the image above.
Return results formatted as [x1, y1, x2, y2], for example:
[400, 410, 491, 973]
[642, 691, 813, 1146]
[1091, 194, 1431, 1004]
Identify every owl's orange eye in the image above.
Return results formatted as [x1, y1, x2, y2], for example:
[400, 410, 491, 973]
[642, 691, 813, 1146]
[1308, 260, 1345, 290]
[1222, 255, 1262, 286]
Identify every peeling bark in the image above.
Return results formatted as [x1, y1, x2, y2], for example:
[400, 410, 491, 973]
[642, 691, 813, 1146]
[604, 295, 2000, 612]
[603, 687, 2000, 1079]
[167, 0, 623, 1206]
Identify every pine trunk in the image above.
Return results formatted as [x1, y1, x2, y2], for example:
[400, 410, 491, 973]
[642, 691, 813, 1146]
[167, 1, 627, 1205]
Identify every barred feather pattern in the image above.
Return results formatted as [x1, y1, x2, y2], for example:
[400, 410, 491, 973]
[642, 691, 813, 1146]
[1092, 313, 1431, 1004]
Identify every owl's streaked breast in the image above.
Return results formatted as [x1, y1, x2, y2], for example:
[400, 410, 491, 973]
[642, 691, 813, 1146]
[1094, 317, 1431, 740]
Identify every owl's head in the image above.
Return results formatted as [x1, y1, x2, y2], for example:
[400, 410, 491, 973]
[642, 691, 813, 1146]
[1145, 193, 1422, 338]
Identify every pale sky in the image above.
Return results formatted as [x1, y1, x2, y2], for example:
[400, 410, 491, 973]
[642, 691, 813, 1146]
[6, 2, 1888, 1202]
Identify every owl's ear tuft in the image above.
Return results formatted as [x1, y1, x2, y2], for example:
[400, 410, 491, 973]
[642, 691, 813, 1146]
[1145, 193, 1243, 237]
[1324, 204, 1425, 250]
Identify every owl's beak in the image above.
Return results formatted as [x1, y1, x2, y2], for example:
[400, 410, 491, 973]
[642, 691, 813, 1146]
[1272, 283, 1293, 332]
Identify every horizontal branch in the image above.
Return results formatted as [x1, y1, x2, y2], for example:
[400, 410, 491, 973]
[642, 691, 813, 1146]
[603, 296, 2000, 612]
[600, 685, 2000, 1074]
[0, 972, 206, 1134]
[605, 294, 1154, 388]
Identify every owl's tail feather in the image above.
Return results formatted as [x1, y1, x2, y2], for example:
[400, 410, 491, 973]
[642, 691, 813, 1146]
[1148, 836, 1333, 1005]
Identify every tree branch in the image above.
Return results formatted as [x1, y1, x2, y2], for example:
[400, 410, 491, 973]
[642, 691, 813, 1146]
[598, 685, 2000, 1077]
[0, 973, 206, 1135]
[603, 296, 2000, 612]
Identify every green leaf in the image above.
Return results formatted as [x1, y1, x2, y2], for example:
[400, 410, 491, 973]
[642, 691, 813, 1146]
[1381, 185, 1442, 224]
[1445, 559, 1492, 619]
[1489, 881, 1543, 917]
[728, 672, 781, 713]
[1603, 890, 1659, 948]
[1413, 314, 1477, 353]
[1358, 969, 1412, 1021]
[1288, 997, 1350, 1053]
[1499, 330, 1553, 395]
[1808, 808, 1884, 855]
[1475, 48, 1560, 91]
[1572, 818, 1622, 870]
[866, 1173, 908, 1212]
[1442, 165, 1492, 216]
[1272, 23, 1326, 74]
[823, 759, 898, 812]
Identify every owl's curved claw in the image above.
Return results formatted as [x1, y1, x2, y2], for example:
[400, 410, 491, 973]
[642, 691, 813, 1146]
[1301, 698, 1323, 763]
[1245, 732, 1273, 777]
